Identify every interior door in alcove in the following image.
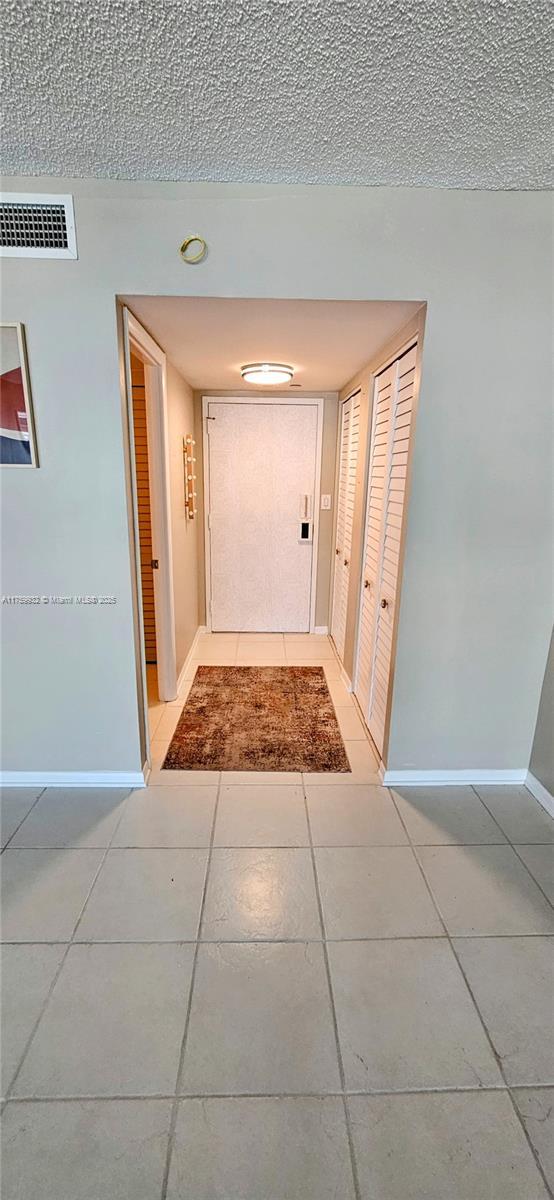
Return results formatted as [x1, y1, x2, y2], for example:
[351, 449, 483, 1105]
[206, 400, 320, 631]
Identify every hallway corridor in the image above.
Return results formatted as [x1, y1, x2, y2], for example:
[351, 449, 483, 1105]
[1, 636, 553, 1198]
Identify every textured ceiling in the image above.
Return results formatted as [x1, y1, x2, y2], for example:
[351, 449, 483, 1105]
[122, 297, 422, 390]
[1, 0, 551, 189]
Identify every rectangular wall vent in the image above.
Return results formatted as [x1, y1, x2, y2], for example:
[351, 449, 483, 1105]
[0, 193, 77, 259]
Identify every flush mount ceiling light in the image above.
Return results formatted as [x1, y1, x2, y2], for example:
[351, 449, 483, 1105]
[241, 362, 294, 385]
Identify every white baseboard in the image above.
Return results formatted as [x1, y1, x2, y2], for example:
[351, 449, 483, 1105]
[314, 625, 329, 635]
[525, 770, 554, 818]
[0, 770, 146, 789]
[381, 768, 528, 787]
[176, 625, 207, 693]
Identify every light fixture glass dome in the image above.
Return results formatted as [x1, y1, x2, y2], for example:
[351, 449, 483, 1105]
[241, 362, 294, 385]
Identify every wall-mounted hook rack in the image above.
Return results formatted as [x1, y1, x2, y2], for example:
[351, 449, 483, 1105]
[184, 435, 197, 519]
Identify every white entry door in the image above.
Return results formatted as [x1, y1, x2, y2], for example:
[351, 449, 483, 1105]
[355, 344, 417, 757]
[205, 399, 321, 631]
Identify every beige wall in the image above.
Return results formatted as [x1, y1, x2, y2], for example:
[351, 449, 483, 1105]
[0, 176, 551, 776]
[195, 390, 338, 629]
[165, 360, 200, 674]
[529, 630, 554, 795]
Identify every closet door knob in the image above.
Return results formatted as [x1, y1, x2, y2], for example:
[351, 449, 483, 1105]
[335, 548, 340, 556]
[344, 558, 349, 567]
[380, 598, 388, 609]
[364, 579, 370, 589]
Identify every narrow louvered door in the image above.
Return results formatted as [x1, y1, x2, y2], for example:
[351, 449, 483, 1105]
[330, 396, 351, 657]
[130, 353, 157, 664]
[355, 365, 395, 718]
[331, 391, 360, 661]
[355, 344, 417, 757]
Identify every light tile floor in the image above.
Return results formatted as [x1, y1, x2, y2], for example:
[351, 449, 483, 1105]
[1, 635, 553, 1198]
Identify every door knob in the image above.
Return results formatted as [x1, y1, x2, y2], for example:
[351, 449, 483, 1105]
[335, 548, 340, 556]
[344, 558, 349, 567]
[364, 579, 370, 589]
[380, 598, 388, 609]
[151, 559, 159, 570]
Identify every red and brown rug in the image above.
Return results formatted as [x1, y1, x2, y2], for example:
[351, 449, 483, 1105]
[162, 665, 351, 773]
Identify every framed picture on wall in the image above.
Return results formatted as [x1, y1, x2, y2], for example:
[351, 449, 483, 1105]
[0, 322, 39, 466]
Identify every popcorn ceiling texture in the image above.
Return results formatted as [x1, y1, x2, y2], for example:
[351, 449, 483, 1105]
[1, 0, 551, 189]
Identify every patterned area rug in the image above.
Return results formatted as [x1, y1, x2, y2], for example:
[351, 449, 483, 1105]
[162, 665, 351, 773]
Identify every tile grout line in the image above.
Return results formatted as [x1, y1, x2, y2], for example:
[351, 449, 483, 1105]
[7, 1083, 533, 1105]
[300, 775, 362, 1200]
[447, 920, 554, 1196]
[0, 787, 47, 854]
[387, 785, 554, 1199]
[469, 784, 554, 911]
[2, 838, 524, 851]
[507, 843, 554, 910]
[2, 931, 551, 947]
[159, 772, 222, 1200]
[1, 789, 134, 1110]
[466, 786, 554, 1196]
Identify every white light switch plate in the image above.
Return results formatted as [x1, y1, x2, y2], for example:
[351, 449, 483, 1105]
[321, 494, 331, 510]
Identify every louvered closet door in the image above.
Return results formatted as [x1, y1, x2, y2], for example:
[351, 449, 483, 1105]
[331, 391, 360, 661]
[355, 365, 395, 717]
[355, 345, 417, 756]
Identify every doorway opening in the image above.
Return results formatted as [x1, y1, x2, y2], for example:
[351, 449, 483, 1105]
[122, 308, 178, 769]
[118, 296, 426, 776]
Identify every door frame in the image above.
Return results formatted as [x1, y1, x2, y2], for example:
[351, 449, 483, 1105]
[123, 308, 177, 727]
[202, 394, 324, 633]
[353, 334, 420, 763]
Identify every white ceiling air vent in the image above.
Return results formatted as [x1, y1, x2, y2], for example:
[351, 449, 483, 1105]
[0, 193, 77, 259]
